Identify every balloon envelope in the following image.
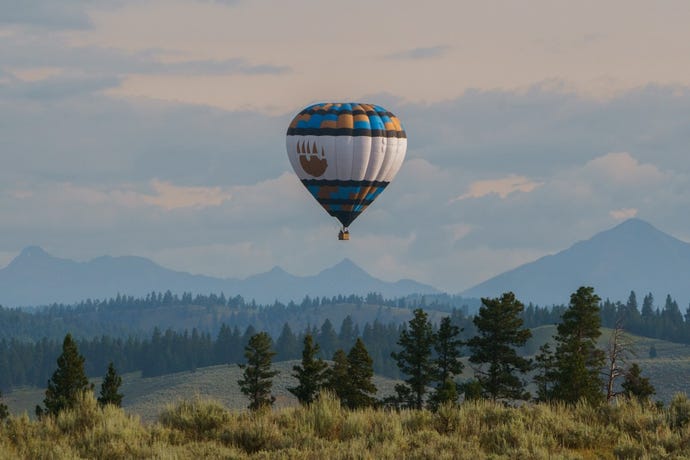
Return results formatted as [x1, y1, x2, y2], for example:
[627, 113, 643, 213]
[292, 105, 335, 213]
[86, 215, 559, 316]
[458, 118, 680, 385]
[286, 102, 407, 229]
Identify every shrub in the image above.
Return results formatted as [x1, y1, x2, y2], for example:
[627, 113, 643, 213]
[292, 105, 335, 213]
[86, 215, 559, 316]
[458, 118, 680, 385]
[159, 397, 231, 442]
[669, 393, 690, 430]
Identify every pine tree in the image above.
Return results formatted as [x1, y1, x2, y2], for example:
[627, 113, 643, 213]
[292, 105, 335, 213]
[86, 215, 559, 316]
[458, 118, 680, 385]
[338, 315, 357, 350]
[318, 319, 339, 359]
[391, 308, 435, 409]
[467, 292, 532, 401]
[288, 334, 329, 405]
[275, 323, 299, 362]
[534, 343, 557, 402]
[551, 286, 605, 405]
[98, 362, 123, 407]
[37, 333, 92, 417]
[433, 378, 458, 408]
[429, 316, 463, 408]
[327, 340, 377, 409]
[327, 349, 350, 403]
[624, 291, 641, 331]
[344, 338, 377, 409]
[641, 293, 655, 319]
[621, 363, 655, 402]
[238, 332, 279, 411]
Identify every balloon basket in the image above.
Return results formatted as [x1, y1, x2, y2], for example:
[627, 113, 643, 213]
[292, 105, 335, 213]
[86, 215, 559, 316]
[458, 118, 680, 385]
[338, 230, 350, 241]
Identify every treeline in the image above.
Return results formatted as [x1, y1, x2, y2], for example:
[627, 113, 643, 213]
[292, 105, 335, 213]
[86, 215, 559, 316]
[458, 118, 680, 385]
[0, 310, 475, 390]
[2, 288, 689, 392]
[522, 290, 690, 343]
[0, 291, 475, 342]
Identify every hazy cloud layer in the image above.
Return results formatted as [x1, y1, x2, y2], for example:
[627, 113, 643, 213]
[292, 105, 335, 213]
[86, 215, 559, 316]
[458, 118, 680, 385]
[3, 79, 690, 291]
[0, 0, 93, 29]
[3, 0, 690, 296]
[384, 45, 451, 61]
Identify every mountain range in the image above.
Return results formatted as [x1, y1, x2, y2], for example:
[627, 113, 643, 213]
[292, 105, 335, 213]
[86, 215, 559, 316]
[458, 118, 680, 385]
[0, 248, 439, 307]
[2, 218, 689, 308]
[462, 218, 690, 305]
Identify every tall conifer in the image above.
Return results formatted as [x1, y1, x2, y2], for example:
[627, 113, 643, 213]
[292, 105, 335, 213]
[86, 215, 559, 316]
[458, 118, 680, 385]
[238, 332, 278, 411]
[98, 362, 123, 407]
[467, 292, 532, 401]
[38, 333, 92, 416]
[391, 308, 435, 409]
[344, 338, 377, 409]
[551, 286, 605, 404]
[288, 334, 328, 404]
[429, 316, 464, 408]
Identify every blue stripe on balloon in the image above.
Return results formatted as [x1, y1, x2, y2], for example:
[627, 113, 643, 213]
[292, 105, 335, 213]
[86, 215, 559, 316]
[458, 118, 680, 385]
[369, 114, 385, 130]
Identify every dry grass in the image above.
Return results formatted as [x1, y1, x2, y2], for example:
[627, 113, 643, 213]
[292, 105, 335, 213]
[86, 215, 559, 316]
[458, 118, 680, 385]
[2, 391, 690, 459]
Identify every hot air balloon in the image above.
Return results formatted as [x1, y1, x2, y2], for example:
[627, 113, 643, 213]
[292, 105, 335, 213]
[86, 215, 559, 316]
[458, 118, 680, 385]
[286, 103, 407, 240]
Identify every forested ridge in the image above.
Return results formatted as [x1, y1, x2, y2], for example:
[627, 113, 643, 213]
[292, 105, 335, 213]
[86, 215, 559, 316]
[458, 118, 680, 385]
[0, 289, 688, 391]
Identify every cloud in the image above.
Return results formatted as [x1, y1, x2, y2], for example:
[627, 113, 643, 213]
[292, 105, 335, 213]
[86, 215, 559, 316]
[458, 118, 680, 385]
[0, 35, 290, 79]
[3, 82, 690, 292]
[610, 208, 638, 220]
[453, 175, 543, 201]
[0, 75, 122, 99]
[583, 152, 664, 186]
[135, 180, 233, 210]
[0, 0, 93, 29]
[384, 45, 451, 61]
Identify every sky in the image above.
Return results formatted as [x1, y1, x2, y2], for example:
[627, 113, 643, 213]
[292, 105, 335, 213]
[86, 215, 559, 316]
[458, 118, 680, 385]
[2, 0, 690, 293]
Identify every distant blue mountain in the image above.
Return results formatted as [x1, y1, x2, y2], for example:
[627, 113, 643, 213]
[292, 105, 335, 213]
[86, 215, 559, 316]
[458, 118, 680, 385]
[0, 248, 439, 307]
[462, 218, 690, 306]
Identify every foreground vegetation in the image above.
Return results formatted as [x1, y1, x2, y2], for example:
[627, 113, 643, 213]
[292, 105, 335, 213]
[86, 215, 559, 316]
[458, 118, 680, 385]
[2, 391, 690, 459]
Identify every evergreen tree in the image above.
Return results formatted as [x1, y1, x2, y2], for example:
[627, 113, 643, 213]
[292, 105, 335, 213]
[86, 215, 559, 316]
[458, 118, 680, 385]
[37, 333, 92, 417]
[275, 323, 299, 362]
[318, 319, 339, 359]
[458, 379, 482, 401]
[467, 292, 532, 401]
[344, 338, 377, 409]
[621, 363, 655, 402]
[288, 334, 329, 405]
[429, 316, 464, 408]
[238, 332, 279, 411]
[551, 286, 605, 405]
[338, 315, 357, 350]
[98, 362, 123, 407]
[0, 390, 8, 421]
[641, 293, 655, 319]
[391, 308, 435, 409]
[624, 291, 641, 331]
[534, 343, 557, 402]
[327, 349, 350, 403]
[433, 378, 458, 408]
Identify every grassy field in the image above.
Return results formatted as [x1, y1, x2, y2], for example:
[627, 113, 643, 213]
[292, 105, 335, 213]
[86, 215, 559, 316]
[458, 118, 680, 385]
[4, 360, 401, 422]
[2, 391, 690, 459]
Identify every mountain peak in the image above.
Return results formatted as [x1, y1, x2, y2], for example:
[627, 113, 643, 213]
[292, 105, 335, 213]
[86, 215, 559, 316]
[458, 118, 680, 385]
[321, 258, 368, 276]
[18, 246, 51, 259]
[611, 218, 658, 233]
[462, 218, 690, 305]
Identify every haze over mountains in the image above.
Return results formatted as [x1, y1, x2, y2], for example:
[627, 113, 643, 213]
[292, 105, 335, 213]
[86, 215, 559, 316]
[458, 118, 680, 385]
[463, 218, 690, 306]
[2, 218, 688, 309]
[0, 248, 439, 308]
